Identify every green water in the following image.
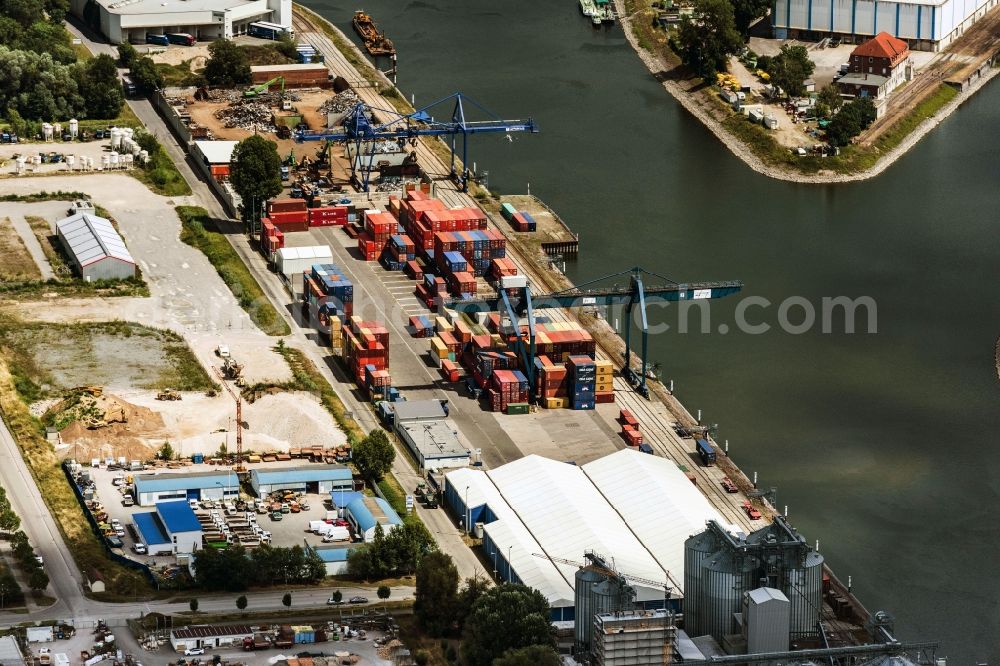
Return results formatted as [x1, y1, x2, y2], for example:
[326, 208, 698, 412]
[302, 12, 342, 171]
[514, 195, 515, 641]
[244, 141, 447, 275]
[303, 0, 1000, 659]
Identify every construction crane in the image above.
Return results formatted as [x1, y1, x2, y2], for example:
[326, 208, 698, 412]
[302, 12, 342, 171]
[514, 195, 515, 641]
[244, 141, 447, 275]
[533, 551, 678, 602]
[294, 92, 537, 192]
[442, 267, 742, 398]
[244, 75, 285, 98]
[213, 367, 245, 472]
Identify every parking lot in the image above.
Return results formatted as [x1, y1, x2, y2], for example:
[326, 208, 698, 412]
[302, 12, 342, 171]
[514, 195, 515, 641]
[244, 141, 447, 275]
[86, 462, 363, 566]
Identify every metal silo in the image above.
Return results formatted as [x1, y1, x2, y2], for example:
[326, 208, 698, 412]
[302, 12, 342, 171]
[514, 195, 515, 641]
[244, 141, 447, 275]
[684, 528, 720, 634]
[785, 550, 824, 637]
[699, 550, 756, 643]
[574, 566, 634, 655]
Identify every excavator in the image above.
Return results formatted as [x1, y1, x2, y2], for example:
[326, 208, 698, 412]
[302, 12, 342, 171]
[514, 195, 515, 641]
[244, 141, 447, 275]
[243, 76, 285, 99]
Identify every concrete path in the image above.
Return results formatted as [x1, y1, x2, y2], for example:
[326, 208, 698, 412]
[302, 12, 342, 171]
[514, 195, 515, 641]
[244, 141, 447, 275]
[8, 212, 54, 280]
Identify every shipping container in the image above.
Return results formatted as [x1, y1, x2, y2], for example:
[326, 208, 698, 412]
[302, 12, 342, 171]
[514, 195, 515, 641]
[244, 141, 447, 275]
[696, 438, 717, 465]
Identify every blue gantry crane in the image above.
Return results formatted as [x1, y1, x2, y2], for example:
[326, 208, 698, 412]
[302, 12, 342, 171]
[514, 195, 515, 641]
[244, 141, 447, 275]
[442, 268, 743, 398]
[293, 92, 537, 192]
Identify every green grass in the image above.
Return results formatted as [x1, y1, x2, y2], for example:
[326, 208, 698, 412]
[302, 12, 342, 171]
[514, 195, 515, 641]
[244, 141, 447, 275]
[133, 143, 192, 196]
[239, 44, 297, 67]
[154, 61, 205, 87]
[175, 206, 290, 336]
[870, 83, 958, 155]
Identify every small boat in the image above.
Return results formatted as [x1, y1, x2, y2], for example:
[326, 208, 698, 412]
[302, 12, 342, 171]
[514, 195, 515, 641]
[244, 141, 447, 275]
[579, 0, 615, 25]
[352, 10, 396, 56]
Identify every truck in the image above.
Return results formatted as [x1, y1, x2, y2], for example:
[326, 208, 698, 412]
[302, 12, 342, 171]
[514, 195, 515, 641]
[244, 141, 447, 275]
[247, 21, 292, 41]
[145, 33, 169, 46]
[242, 635, 272, 651]
[121, 75, 137, 97]
[166, 32, 195, 45]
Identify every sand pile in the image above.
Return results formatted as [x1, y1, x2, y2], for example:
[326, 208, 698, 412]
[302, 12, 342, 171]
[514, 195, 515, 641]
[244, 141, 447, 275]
[55, 393, 168, 460]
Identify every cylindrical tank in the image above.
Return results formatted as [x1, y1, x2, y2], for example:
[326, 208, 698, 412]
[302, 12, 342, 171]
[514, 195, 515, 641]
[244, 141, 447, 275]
[110, 151, 119, 169]
[139, 149, 149, 164]
[53, 122, 62, 137]
[14, 156, 25, 174]
[699, 551, 756, 643]
[101, 155, 110, 170]
[684, 529, 720, 634]
[42, 123, 53, 141]
[574, 567, 605, 650]
[786, 551, 824, 637]
[65, 155, 75, 170]
[110, 128, 122, 150]
[69, 119, 79, 137]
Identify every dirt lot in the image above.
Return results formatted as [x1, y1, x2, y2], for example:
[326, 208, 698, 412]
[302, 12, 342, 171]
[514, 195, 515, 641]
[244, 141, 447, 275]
[0, 217, 40, 280]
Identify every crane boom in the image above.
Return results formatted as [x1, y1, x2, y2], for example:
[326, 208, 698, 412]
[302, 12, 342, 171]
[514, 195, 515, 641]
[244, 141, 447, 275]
[213, 367, 245, 472]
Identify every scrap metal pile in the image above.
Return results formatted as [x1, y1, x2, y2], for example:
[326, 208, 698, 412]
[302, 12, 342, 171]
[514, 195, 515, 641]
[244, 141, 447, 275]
[214, 99, 277, 133]
[318, 89, 361, 115]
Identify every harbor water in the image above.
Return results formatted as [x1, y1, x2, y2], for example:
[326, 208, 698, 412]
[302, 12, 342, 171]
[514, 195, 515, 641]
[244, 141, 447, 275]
[303, 0, 1000, 659]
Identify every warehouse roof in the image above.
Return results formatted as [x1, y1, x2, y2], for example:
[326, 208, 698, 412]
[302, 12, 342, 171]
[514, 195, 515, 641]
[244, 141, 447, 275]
[251, 464, 352, 486]
[391, 399, 448, 422]
[194, 140, 238, 165]
[135, 471, 237, 494]
[583, 449, 729, 590]
[487, 456, 669, 594]
[483, 518, 575, 608]
[0, 635, 23, 664]
[345, 496, 402, 532]
[398, 420, 469, 460]
[133, 511, 170, 545]
[155, 501, 202, 534]
[56, 213, 134, 268]
[171, 625, 253, 640]
[100, 0, 256, 14]
[313, 547, 351, 562]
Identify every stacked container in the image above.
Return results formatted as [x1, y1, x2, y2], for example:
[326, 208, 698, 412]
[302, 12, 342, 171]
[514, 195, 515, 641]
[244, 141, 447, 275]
[358, 210, 396, 261]
[487, 369, 530, 413]
[307, 205, 348, 227]
[364, 365, 391, 399]
[567, 355, 596, 410]
[381, 234, 416, 271]
[303, 263, 354, 329]
[261, 218, 285, 259]
[341, 318, 389, 389]
[618, 409, 643, 446]
[267, 199, 309, 232]
[595, 359, 615, 404]
[409, 315, 434, 338]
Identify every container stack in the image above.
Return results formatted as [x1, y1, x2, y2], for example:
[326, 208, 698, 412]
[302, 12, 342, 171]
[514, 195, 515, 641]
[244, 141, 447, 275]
[489, 257, 518, 283]
[528, 322, 597, 361]
[364, 364, 391, 400]
[408, 314, 434, 338]
[618, 409, 643, 447]
[414, 274, 447, 309]
[267, 198, 309, 233]
[380, 234, 416, 271]
[261, 218, 285, 260]
[567, 355, 596, 410]
[307, 205, 348, 227]
[433, 230, 507, 277]
[487, 369, 530, 413]
[404, 260, 424, 281]
[302, 263, 354, 327]
[595, 359, 615, 404]
[535, 355, 568, 409]
[500, 203, 537, 232]
[358, 210, 397, 261]
[341, 317, 389, 389]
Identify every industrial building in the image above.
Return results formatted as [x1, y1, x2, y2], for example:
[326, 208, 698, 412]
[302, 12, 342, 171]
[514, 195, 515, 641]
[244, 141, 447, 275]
[170, 625, 253, 652]
[70, 0, 290, 46]
[344, 496, 402, 542]
[249, 464, 353, 496]
[683, 518, 823, 649]
[592, 610, 674, 666]
[192, 141, 238, 181]
[56, 212, 136, 282]
[771, 0, 999, 50]
[132, 501, 204, 556]
[838, 32, 913, 105]
[0, 635, 26, 666]
[444, 450, 732, 620]
[391, 400, 470, 470]
[133, 471, 239, 506]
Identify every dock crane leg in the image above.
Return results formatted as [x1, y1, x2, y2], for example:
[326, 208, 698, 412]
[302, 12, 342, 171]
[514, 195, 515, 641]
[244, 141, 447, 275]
[636, 274, 650, 399]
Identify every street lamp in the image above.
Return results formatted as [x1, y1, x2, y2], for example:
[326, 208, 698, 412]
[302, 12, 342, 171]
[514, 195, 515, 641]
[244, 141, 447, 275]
[464, 485, 470, 534]
[507, 545, 513, 582]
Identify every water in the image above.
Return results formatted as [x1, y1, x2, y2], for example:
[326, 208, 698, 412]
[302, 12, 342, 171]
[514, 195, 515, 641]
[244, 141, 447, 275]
[303, 0, 1000, 659]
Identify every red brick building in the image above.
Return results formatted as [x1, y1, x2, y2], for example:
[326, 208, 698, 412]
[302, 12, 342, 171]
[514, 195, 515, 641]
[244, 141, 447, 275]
[839, 32, 913, 102]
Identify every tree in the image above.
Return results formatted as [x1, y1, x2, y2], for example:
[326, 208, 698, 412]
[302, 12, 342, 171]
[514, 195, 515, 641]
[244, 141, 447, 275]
[461, 584, 555, 666]
[117, 41, 137, 68]
[204, 39, 251, 86]
[377, 584, 390, 607]
[415, 551, 459, 636]
[493, 645, 562, 666]
[193, 545, 252, 591]
[80, 53, 124, 119]
[455, 574, 490, 631]
[826, 96, 876, 146]
[236, 595, 248, 613]
[189, 598, 199, 613]
[766, 44, 815, 98]
[130, 56, 162, 93]
[157, 441, 175, 461]
[729, 0, 770, 39]
[330, 589, 342, 604]
[353, 429, 395, 480]
[28, 569, 49, 592]
[675, 0, 742, 80]
[229, 134, 283, 225]
[817, 84, 843, 118]
[282, 592, 292, 607]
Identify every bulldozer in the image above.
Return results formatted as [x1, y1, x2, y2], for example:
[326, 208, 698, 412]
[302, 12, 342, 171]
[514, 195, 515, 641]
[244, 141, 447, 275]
[156, 389, 181, 401]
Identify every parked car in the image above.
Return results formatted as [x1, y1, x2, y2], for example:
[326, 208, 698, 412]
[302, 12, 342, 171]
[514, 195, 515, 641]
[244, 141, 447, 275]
[184, 648, 205, 656]
[349, 596, 368, 604]
[132, 543, 147, 554]
[326, 594, 344, 605]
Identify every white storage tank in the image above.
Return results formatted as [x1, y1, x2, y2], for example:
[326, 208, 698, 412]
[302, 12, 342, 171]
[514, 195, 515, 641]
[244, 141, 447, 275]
[14, 156, 25, 174]
[42, 123, 53, 141]
[69, 119, 79, 138]
[101, 155, 110, 170]
[53, 122, 62, 137]
[65, 155, 75, 170]
[138, 149, 149, 164]
[110, 128, 122, 150]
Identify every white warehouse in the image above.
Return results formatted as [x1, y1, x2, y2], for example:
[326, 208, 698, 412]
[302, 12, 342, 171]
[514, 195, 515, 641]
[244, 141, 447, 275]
[772, 0, 1000, 50]
[71, 0, 291, 45]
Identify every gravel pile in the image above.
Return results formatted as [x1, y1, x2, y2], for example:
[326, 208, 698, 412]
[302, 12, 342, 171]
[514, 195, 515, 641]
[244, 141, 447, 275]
[214, 100, 276, 132]
[318, 89, 361, 115]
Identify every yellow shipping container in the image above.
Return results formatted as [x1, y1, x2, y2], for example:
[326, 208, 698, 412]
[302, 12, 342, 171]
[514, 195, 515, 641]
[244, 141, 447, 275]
[595, 360, 614, 375]
[430, 336, 450, 359]
[596, 381, 614, 393]
[544, 397, 566, 409]
[435, 316, 454, 333]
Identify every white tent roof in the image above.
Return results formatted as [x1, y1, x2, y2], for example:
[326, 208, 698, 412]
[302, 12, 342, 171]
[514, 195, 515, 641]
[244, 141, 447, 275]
[194, 140, 238, 165]
[487, 455, 669, 593]
[56, 213, 134, 267]
[583, 449, 729, 593]
[276, 245, 332, 260]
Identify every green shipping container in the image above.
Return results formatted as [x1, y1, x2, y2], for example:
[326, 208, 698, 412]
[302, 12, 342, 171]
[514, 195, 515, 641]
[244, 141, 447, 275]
[500, 203, 517, 221]
[506, 402, 530, 415]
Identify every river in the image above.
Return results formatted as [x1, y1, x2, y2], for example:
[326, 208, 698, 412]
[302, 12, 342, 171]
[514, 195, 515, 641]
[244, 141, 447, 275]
[302, 0, 1000, 659]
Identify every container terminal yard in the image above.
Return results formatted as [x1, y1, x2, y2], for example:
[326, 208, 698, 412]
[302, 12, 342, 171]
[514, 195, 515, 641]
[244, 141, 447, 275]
[0, 8, 947, 666]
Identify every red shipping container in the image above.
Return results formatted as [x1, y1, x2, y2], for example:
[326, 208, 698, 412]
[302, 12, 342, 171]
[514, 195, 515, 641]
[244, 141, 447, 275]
[595, 392, 616, 404]
[268, 198, 308, 215]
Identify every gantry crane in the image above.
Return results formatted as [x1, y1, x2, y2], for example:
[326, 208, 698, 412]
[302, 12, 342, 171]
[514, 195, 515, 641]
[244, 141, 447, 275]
[213, 366, 245, 472]
[442, 267, 743, 399]
[294, 92, 537, 192]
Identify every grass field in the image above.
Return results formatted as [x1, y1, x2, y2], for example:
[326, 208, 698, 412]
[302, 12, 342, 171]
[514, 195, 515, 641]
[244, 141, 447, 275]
[176, 206, 290, 336]
[24, 216, 71, 279]
[0, 218, 41, 281]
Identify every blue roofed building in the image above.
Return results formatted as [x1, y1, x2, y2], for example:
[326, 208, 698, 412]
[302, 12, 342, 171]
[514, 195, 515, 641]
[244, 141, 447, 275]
[131, 501, 204, 556]
[133, 471, 239, 506]
[345, 496, 402, 542]
[132, 511, 173, 556]
[250, 464, 353, 496]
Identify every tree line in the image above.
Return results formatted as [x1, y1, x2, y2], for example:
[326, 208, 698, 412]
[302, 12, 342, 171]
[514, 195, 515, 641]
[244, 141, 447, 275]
[193, 544, 326, 591]
[346, 520, 434, 580]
